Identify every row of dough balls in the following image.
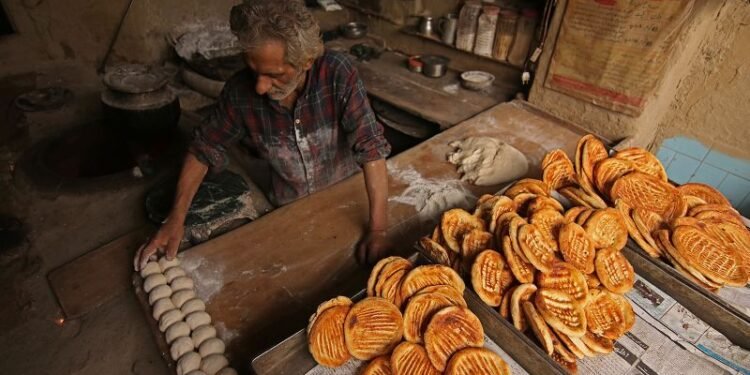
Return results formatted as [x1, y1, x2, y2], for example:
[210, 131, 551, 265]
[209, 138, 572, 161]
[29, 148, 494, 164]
[141, 257, 236, 375]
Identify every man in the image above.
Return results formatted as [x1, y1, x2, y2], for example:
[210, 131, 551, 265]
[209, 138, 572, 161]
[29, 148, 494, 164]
[134, 1, 391, 270]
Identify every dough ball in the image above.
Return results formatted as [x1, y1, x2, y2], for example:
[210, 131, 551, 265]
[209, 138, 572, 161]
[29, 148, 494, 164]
[171, 276, 195, 292]
[172, 290, 197, 308]
[166, 321, 191, 344]
[164, 267, 187, 283]
[181, 298, 206, 316]
[198, 338, 225, 357]
[152, 298, 176, 321]
[159, 256, 181, 272]
[170, 336, 195, 361]
[143, 273, 168, 293]
[447, 137, 529, 186]
[176, 351, 201, 375]
[186, 371, 207, 375]
[185, 311, 211, 330]
[191, 325, 217, 348]
[200, 354, 229, 375]
[216, 368, 237, 375]
[148, 284, 173, 305]
[159, 309, 185, 332]
[140, 261, 161, 278]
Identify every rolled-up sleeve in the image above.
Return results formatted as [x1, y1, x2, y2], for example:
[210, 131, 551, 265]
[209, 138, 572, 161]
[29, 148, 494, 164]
[188, 87, 246, 172]
[339, 65, 391, 165]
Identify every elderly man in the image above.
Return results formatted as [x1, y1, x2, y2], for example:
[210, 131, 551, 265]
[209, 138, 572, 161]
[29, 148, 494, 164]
[135, 1, 391, 270]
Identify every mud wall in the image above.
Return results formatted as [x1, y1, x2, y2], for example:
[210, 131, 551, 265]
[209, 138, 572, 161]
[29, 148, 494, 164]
[0, 0, 237, 75]
[528, 0, 749, 161]
[653, 1, 750, 160]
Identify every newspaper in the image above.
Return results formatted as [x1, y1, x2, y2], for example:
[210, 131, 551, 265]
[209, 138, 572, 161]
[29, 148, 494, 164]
[605, 275, 750, 375]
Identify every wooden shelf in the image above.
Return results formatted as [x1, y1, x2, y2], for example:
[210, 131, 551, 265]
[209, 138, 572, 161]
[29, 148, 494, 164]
[400, 26, 523, 71]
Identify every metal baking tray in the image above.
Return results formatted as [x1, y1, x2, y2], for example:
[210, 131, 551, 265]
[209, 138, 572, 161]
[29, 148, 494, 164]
[250, 253, 566, 375]
[622, 240, 750, 349]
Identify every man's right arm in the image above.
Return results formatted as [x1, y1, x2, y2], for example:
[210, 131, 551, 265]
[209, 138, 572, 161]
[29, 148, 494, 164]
[134, 153, 208, 270]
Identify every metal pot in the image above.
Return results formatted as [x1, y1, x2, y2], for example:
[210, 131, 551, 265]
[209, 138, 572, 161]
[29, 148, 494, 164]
[420, 55, 450, 78]
[101, 64, 181, 139]
[101, 87, 180, 139]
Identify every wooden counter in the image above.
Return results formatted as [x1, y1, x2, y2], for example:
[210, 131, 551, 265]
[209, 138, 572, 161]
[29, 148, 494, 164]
[176, 100, 589, 368]
[326, 37, 518, 129]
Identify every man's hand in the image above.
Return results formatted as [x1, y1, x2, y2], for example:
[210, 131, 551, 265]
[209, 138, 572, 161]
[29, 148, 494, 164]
[356, 230, 392, 265]
[134, 219, 184, 271]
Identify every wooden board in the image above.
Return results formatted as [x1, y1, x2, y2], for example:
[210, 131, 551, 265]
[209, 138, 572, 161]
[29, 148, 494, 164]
[172, 100, 588, 364]
[48, 226, 152, 319]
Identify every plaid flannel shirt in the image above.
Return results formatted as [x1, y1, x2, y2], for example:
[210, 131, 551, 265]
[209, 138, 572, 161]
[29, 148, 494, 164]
[189, 50, 391, 206]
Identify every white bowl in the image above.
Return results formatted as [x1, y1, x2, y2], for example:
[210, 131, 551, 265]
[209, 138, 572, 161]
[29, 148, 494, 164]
[460, 70, 495, 91]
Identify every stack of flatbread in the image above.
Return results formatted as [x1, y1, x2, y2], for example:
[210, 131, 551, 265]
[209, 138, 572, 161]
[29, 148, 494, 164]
[307, 257, 511, 375]
[419, 177, 637, 374]
[541, 134, 750, 290]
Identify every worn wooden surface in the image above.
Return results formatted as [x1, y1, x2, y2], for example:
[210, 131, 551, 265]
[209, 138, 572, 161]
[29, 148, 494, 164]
[48, 226, 152, 319]
[327, 38, 517, 128]
[167, 100, 587, 367]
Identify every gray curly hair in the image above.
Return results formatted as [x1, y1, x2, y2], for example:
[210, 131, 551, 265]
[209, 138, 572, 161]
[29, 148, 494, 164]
[230, 0, 324, 68]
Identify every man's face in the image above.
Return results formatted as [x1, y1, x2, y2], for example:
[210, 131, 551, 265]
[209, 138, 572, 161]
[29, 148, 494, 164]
[244, 40, 311, 101]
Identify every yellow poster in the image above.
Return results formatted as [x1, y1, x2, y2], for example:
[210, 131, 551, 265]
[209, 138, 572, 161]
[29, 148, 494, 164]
[546, 0, 694, 116]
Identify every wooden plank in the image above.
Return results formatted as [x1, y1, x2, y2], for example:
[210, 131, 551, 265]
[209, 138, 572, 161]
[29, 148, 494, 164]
[354, 50, 516, 128]
[48, 226, 152, 319]
[175, 100, 587, 363]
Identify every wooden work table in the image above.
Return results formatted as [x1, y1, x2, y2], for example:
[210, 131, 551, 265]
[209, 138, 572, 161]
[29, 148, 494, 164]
[174, 100, 589, 369]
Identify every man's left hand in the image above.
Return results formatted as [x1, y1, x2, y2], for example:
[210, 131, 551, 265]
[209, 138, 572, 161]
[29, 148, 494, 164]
[356, 230, 392, 266]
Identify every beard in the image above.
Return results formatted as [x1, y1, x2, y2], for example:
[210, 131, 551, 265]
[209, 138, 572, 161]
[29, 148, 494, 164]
[268, 69, 306, 101]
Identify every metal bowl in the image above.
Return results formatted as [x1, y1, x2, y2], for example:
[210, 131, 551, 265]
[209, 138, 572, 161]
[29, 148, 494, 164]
[340, 22, 368, 39]
[460, 70, 495, 91]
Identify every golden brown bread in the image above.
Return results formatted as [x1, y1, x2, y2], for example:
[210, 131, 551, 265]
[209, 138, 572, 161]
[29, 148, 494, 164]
[517, 224, 558, 273]
[344, 297, 404, 360]
[471, 250, 513, 307]
[389, 341, 440, 375]
[308, 304, 351, 367]
[595, 247, 635, 294]
[403, 291, 459, 344]
[360, 356, 392, 375]
[558, 222, 596, 274]
[536, 262, 589, 304]
[400, 265, 465, 302]
[584, 289, 634, 340]
[444, 347, 511, 375]
[535, 288, 587, 338]
[423, 306, 484, 371]
[441, 209, 485, 253]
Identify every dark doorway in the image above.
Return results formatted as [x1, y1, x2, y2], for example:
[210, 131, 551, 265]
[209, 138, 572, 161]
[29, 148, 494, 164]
[0, 4, 14, 36]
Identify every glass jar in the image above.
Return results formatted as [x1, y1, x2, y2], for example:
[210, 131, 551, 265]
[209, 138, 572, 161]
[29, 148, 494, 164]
[455, 1, 482, 52]
[507, 8, 540, 66]
[473, 5, 500, 57]
[493, 9, 519, 62]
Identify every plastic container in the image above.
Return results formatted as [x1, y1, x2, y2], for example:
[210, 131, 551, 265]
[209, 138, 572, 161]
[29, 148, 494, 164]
[473, 5, 500, 57]
[507, 8, 540, 66]
[455, 0, 482, 52]
[493, 9, 519, 62]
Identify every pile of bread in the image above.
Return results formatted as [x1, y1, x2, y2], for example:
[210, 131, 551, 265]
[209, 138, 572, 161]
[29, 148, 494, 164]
[542, 134, 750, 290]
[307, 256, 511, 375]
[419, 175, 636, 373]
[141, 257, 236, 375]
